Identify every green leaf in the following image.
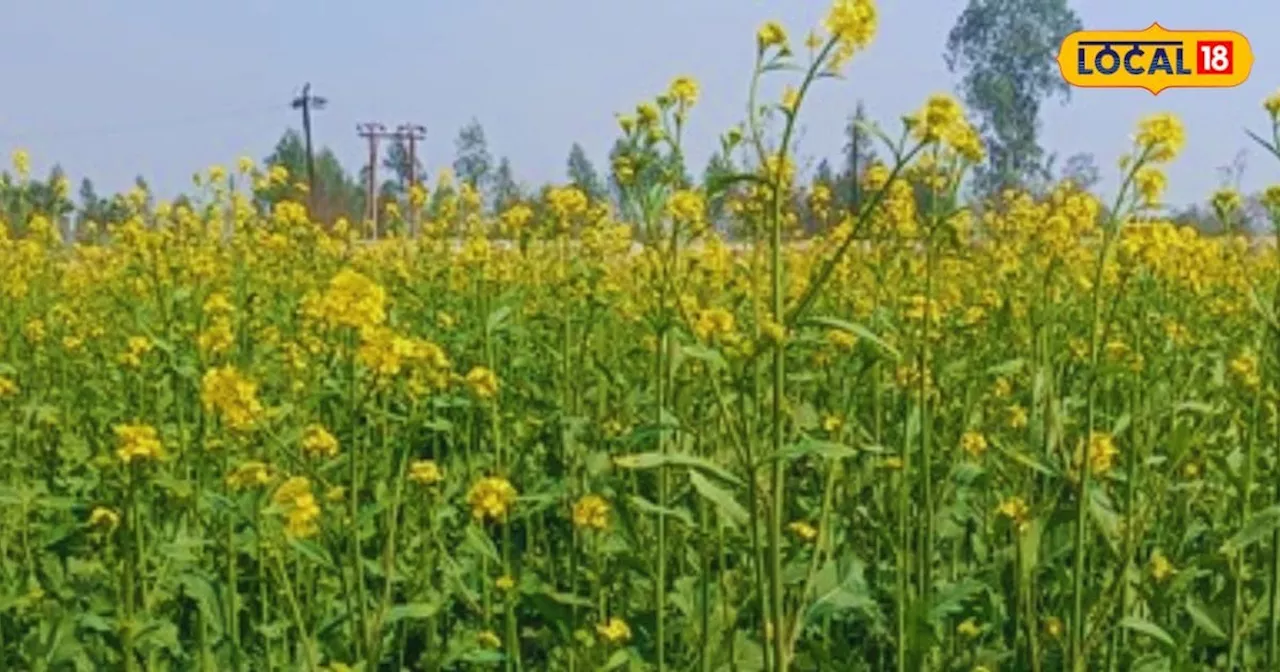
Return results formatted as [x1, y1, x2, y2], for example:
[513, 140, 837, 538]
[628, 495, 694, 528]
[1088, 484, 1122, 553]
[805, 554, 884, 630]
[540, 589, 593, 608]
[688, 471, 748, 526]
[1246, 129, 1280, 162]
[985, 358, 1026, 376]
[287, 538, 336, 570]
[1120, 616, 1175, 648]
[78, 611, 114, 634]
[613, 451, 741, 486]
[800, 316, 900, 360]
[596, 648, 632, 671]
[776, 435, 857, 462]
[1185, 597, 1227, 640]
[993, 443, 1057, 477]
[463, 526, 501, 564]
[705, 172, 766, 198]
[1221, 505, 1280, 555]
[1173, 401, 1215, 416]
[1110, 412, 1131, 438]
[177, 573, 222, 634]
[1129, 653, 1171, 672]
[487, 305, 512, 334]
[460, 649, 506, 664]
[927, 579, 985, 625]
[386, 602, 441, 624]
[679, 343, 727, 372]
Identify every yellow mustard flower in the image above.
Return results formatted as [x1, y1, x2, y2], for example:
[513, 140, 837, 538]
[114, 423, 163, 465]
[596, 617, 632, 645]
[408, 459, 444, 486]
[464, 366, 500, 400]
[301, 424, 339, 459]
[88, 507, 121, 532]
[788, 521, 819, 543]
[468, 476, 518, 522]
[572, 494, 611, 531]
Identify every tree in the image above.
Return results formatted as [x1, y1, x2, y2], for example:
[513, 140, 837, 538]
[132, 175, 153, 212]
[944, 0, 1082, 196]
[814, 159, 836, 192]
[703, 150, 737, 229]
[313, 148, 365, 224]
[453, 119, 493, 190]
[264, 130, 307, 180]
[264, 128, 362, 223]
[77, 178, 102, 227]
[840, 103, 879, 209]
[607, 138, 630, 208]
[381, 134, 423, 197]
[566, 143, 605, 201]
[19, 165, 75, 239]
[1056, 152, 1099, 191]
[491, 157, 521, 212]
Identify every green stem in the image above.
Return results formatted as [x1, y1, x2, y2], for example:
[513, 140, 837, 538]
[1071, 152, 1143, 670]
[347, 334, 368, 660]
[1229, 385, 1261, 670]
[656, 327, 669, 672]
[370, 394, 410, 666]
[273, 550, 319, 671]
[123, 465, 137, 672]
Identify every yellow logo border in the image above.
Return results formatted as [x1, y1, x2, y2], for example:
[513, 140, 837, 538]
[1057, 22, 1252, 95]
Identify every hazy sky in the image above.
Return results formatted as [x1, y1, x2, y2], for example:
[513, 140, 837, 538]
[0, 1, 1275, 206]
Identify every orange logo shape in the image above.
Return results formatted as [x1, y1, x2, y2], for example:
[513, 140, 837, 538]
[1058, 23, 1252, 94]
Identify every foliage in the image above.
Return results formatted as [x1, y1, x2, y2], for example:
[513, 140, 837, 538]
[454, 119, 494, 191]
[4, 5, 1280, 672]
[945, 0, 1083, 196]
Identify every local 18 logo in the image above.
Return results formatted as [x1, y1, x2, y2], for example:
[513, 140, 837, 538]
[1057, 23, 1252, 94]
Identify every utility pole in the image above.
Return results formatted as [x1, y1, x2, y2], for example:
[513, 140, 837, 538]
[397, 123, 426, 236]
[290, 83, 327, 213]
[356, 122, 386, 238]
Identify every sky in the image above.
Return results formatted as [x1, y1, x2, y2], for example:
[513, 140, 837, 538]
[0, 0, 1276, 207]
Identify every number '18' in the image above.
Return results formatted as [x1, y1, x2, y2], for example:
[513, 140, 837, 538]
[1197, 41, 1233, 74]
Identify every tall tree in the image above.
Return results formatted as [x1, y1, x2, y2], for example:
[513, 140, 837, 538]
[77, 178, 102, 227]
[840, 103, 879, 209]
[944, 0, 1082, 196]
[566, 143, 605, 201]
[453, 119, 493, 190]
[491, 156, 521, 212]
[132, 175, 153, 212]
[314, 148, 365, 224]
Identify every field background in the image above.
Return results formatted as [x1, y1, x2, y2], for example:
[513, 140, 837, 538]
[4, 3, 1280, 672]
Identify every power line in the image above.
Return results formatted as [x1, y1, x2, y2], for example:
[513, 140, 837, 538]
[0, 102, 294, 142]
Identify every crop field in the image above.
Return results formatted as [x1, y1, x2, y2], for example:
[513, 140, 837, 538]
[4, 3, 1280, 672]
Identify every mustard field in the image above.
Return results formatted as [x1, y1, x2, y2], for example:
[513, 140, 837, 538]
[4, 2, 1280, 670]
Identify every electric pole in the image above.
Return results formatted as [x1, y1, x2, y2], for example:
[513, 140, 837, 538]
[290, 83, 327, 213]
[357, 122, 397, 239]
[397, 123, 426, 236]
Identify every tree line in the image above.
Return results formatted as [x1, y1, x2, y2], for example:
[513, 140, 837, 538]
[1, 0, 1268, 239]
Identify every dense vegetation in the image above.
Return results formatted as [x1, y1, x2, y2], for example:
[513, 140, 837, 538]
[4, 2, 1280, 671]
